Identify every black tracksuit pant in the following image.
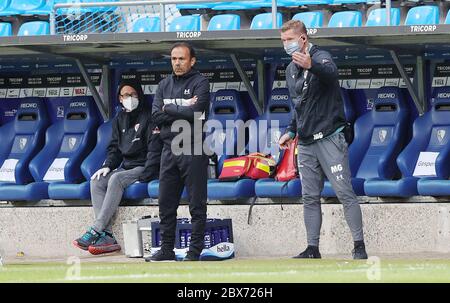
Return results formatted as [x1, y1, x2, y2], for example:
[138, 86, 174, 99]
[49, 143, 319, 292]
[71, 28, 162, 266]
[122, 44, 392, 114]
[158, 143, 208, 256]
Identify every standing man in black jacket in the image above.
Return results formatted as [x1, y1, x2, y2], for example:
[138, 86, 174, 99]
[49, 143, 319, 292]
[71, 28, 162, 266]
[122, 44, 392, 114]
[73, 79, 163, 255]
[278, 20, 368, 259]
[146, 42, 210, 262]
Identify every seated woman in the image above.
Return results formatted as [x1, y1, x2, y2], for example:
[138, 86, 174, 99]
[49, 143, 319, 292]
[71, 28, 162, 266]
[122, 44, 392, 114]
[73, 79, 162, 255]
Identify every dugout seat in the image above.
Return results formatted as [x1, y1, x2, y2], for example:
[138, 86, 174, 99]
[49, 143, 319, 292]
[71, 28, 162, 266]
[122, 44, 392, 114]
[0, 97, 99, 201]
[0, 99, 50, 199]
[253, 88, 302, 198]
[206, 89, 251, 200]
[365, 87, 450, 197]
[415, 88, 450, 196]
[322, 87, 409, 197]
[341, 88, 356, 124]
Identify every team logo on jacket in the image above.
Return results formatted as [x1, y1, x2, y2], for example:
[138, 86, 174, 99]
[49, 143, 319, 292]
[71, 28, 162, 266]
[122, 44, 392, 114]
[378, 129, 387, 143]
[184, 89, 190, 95]
[19, 138, 28, 150]
[134, 123, 140, 132]
[437, 129, 446, 143]
[69, 137, 77, 150]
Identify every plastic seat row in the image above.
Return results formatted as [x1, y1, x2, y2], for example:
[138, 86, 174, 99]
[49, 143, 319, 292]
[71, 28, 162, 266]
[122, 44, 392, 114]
[2, 86, 449, 202]
[0, 0, 118, 17]
[133, 5, 445, 34]
[210, 86, 450, 200]
[207, 87, 356, 200]
[0, 21, 49, 37]
[177, 0, 382, 11]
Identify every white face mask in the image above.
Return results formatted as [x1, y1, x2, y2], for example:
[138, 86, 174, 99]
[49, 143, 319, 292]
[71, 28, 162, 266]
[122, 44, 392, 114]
[122, 97, 139, 112]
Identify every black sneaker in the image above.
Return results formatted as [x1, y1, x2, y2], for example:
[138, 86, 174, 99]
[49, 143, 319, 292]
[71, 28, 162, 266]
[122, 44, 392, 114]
[145, 249, 176, 262]
[182, 252, 200, 261]
[352, 243, 368, 260]
[293, 246, 321, 259]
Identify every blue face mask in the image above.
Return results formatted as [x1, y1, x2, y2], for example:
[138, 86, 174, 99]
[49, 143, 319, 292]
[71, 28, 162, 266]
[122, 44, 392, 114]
[284, 40, 300, 56]
[284, 36, 305, 56]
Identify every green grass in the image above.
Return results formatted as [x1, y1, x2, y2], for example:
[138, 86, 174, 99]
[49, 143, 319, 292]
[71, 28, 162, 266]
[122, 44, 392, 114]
[1, 258, 450, 283]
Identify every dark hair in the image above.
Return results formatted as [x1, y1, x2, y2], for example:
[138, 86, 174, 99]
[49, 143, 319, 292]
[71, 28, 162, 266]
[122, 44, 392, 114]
[170, 42, 196, 59]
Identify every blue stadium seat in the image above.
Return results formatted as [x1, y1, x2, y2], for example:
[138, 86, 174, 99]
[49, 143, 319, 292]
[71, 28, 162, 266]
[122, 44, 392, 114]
[445, 10, 450, 24]
[0, 22, 12, 36]
[0, 0, 17, 16]
[47, 120, 110, 200]
[56, 0, 119, 16]
[0, 0, 49, 16]
[366, 8, 401, 26]
[168, 15, 201, 32]
[18, 21, 50, 36]
[366, 87, 450, 197]
[331, 0, 368, 4]
[177, 2, 216, 10]
[405, 6, 439, 25]
[328, 11, 362, 28]
[253, 88, 302, 198]
[321, 87, 409, 197]
[0, 97, 99, 201]
[29, 0, 54, 15]
[341, 88, 356, 124]
[132, 17, 161, 33]
[292, 11, 324, 29]
[250, 12, 283, 30]
[206, 90, 251, 200]
[0, 99, 50, 200]
[147, 180, 189, 201]
[211, 1, 264, 11]
[415, 88, 450, 196]
[207, 14, 240, 31]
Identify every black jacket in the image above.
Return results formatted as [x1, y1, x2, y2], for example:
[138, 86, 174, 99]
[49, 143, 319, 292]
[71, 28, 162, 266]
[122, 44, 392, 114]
[152, 69, 210, 146]
[285, 45, 346, 145]
[103, 101, 163, 182]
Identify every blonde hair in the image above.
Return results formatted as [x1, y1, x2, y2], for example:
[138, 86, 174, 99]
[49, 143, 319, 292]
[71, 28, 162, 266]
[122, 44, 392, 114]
[280, 20, 307, 36]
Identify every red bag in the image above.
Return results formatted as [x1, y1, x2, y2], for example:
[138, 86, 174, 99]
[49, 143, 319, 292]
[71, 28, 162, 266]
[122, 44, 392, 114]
[219, 153, 276, 181]
[275, 136, 299, 181]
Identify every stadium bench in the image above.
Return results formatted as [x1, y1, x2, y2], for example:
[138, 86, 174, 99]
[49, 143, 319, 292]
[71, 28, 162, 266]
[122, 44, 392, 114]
[365, 87, 450, 197]
[0, 99, 50, 199]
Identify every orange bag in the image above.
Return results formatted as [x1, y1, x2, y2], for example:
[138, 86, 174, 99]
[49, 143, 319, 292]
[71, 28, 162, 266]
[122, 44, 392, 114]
[219, 153, 276, 181]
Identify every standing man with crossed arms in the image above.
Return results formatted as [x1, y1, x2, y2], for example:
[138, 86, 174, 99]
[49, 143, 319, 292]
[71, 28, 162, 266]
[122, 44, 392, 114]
[146, 42, 210, 262]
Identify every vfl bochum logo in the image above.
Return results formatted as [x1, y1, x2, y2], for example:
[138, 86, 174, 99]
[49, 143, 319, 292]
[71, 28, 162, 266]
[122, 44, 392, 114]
[378, 129, 387, 143]
[69, 137, 77, 150]
[437, 129, 446, 143]
[19, 138, 27, 150]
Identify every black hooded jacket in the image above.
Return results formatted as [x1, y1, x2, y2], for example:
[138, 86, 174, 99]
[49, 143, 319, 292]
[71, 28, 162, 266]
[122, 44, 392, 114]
[151, 69, 210, 146]
[285, 45, 346, 145]
[102, 80, 163, 182]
